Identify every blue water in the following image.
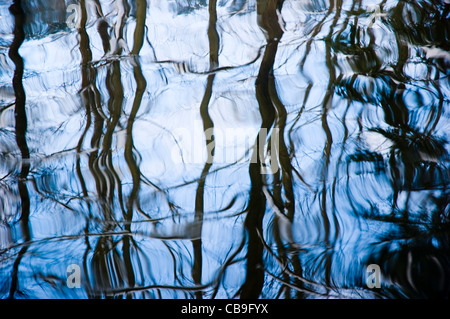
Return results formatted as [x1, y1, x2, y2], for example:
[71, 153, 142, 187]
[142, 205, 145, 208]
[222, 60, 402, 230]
[0, 0, 449, 299]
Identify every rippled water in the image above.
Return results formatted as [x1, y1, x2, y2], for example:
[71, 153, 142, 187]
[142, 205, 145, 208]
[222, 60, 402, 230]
[0, 0, 449, 299]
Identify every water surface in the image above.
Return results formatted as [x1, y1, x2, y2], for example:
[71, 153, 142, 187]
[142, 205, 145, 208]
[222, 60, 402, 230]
[0, 0, 449, 299]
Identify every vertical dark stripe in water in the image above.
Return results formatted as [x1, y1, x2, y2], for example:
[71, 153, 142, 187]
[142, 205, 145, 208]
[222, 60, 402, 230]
[77, 0, 117, 297]
[300, 0, 335, 72]
[87, 18, 108, 206]
[319, 0, 342, 289]
[81, 0, 129, 297]
[392, 1, 408, 81]
[9, 1, 28, 169]
[78, 0, 96, 298]
[131, 0, 147, 56]
[328, 0, 363, 248]
[122, 0, 148, 296]
[269, 65, 307, 298]
[259, 0, 307, 298]
[81, 7, 108, 213]
[8, 0, 30, 299]
[424, 73, 443, 136]
[99, 0, 128, 212]
[240, 0, 284, 299]
[192, 0, 219, 299]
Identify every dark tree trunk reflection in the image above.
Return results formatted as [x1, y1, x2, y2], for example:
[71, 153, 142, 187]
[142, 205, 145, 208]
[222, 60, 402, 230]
[8, 0, 30, 299]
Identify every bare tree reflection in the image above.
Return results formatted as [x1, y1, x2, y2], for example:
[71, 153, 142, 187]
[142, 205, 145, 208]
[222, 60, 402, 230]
[1, 0, 448, 299]
[8, 0, 31, 299]
[191, 0, 219, 299]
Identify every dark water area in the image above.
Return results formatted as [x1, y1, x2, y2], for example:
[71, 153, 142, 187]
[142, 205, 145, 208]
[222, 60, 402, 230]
[0, 0, 449, 299]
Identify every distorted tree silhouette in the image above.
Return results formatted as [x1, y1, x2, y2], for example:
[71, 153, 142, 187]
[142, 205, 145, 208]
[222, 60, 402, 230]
[332, 0, 450, 297]
[8, 0, 31, 299]
[73, 0, 154, 297]
[191, 0, 219, 299]
[1, 0, 448, 299]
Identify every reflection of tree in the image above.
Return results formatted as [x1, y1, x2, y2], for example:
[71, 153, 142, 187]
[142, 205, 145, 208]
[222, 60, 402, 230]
[230, 0, 313, 299]
[338, 0, 449, 218]
[2, 0, 448, 299]
[8, 0, 31, 299]
[192, 0, 219, 299]
[239, 0, 450, 298]
[73, 0, 153, 297]
[332, 0, 450, 297]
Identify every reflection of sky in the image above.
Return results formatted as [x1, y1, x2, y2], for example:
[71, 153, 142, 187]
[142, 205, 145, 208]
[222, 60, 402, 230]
[0, 0, 449, 298]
